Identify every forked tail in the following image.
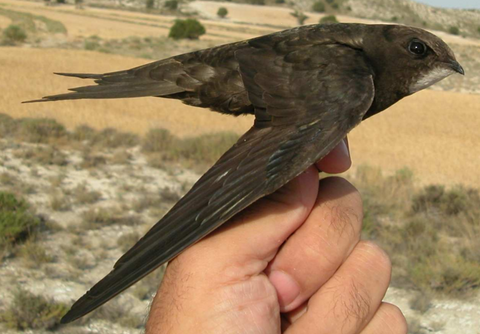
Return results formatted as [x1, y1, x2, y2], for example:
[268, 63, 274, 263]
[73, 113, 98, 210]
[23, 61, 186, 103]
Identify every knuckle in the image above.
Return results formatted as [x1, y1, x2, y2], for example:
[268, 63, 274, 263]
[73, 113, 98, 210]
[356, 240, 392, 275]
[378, 303, 408, 334]
[319, 177, 364, 232]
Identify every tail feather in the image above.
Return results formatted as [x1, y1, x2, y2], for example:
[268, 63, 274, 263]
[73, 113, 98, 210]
[23, 64, 187, 103]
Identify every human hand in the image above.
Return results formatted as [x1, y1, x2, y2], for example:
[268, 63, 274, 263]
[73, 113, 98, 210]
[145, 138, 407, 334]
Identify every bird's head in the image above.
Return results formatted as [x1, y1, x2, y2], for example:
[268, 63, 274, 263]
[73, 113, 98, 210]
[360, 24, 464, 116]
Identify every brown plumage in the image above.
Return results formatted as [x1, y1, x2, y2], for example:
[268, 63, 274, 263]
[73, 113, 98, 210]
[25, 23, 464, 323]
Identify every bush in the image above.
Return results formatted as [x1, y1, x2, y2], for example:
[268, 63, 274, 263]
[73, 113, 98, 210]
[290, 10, 309, 25]
[164, 0, 178, 10]
[449, 26, 460, 35]
[169, 19, 206, 40]
[15, 118, 67, 143]
[217, 7, 228, 18]
[142, 128, 176, 153]
[170, 132, 238, 165]
[2, 25, 27, 44]
[0, 113, 17, 137]
[275, 0, 285, 3]
[412, 185, 480, 216]
[319, 15, 338, 24]
[312, 1, 325, 12]
[248, 0, 265, 4]
[0, 192, 40, 248]
[146, 0, 155, 10]
[0, 288, 68, 330]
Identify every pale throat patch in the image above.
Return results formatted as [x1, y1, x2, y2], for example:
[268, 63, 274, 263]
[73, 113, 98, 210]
[409, 67, 454, 93]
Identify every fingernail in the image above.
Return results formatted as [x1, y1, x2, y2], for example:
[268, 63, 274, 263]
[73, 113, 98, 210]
[339, 139, 350, 159]
[268, 270, 300, 310]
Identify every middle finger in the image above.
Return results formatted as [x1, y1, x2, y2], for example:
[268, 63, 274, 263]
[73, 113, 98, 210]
[266, 176, 363, 312]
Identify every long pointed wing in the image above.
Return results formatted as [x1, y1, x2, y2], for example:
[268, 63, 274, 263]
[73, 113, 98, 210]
[61, 37, 375, 323]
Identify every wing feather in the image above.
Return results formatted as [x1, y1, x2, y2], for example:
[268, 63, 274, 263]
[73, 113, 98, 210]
[61, 37, 375, 323]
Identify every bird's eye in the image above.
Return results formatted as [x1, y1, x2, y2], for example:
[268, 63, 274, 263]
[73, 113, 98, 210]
[408, 40, 427, 56]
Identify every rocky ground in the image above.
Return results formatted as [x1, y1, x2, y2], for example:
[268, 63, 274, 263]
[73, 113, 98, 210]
[1, 133, 479, 333]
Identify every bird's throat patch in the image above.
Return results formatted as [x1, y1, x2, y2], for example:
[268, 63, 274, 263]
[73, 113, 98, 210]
[410, 67, 454, 93]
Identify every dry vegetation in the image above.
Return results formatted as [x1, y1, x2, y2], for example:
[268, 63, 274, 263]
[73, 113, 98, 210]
[0, 114, 479, 333]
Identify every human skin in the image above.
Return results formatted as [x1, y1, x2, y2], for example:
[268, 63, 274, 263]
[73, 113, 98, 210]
[145, 139, 407, 334]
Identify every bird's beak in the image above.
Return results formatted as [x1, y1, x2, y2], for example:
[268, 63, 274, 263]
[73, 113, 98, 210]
[450, 60, 465, 75]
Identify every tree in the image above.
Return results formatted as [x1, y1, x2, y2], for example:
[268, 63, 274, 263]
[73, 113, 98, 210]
[164, 0, 178, 10]
[319, 15, 338, 24]
[248, 0, 265, 5]
[312, 1, 325, 13]
[169, 19, 206, 40]
[290, 10, 308, 26]
[3, 25, 27, 44]
[146, 0, 155, 10]
[217, 7, 228, 18]
[449, 26, 460, 35]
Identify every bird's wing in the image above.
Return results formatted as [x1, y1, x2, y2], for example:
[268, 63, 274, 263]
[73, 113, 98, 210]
[61, 39, 375, 323]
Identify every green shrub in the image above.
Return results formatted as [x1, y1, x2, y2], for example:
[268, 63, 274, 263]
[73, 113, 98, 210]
[0, 113, 17, 137]
[169, 132, 238, 165]
[275, 0, 285, 3]
[84, 38, 100, 50]
[449, 26, 460, 35]
[312, 1, 325, 12]
[0, 288, 68, 330]
[2, 24, 27, 43]
[248, 0, 265, 4]
[142, 128, 176, 153]
[169, 19, 206, 40]
[290, 10, 309, 25]
[89, 128, 139, 148]
[320, 15, 338, 24]
[412, 185, 479, 216]
[217, 7, 228, 18]
[146, 0, 155, 10]
[164, 0, 178, 10]
[0, 192, 39, 248]
[15, 118, 67, 143]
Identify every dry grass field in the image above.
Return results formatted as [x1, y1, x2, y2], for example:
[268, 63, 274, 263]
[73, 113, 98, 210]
[1, 48, 253, 137]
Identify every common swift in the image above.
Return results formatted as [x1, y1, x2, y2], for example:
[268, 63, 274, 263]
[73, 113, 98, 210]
[25, 23, 464, 323]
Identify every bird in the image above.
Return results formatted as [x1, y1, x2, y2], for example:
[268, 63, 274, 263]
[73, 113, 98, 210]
[25, 23, 464, 323]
